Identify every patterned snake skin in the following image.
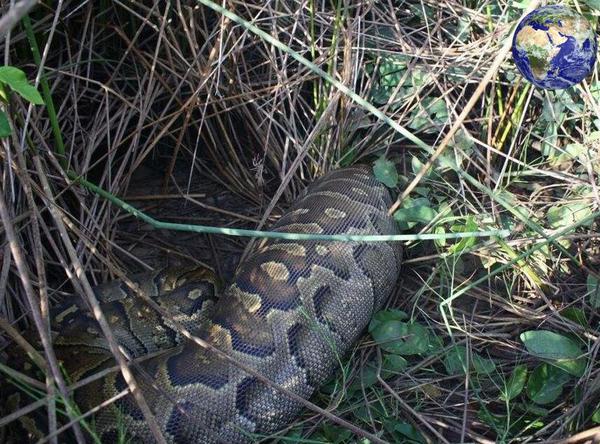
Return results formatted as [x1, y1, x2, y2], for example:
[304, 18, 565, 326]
[46, 166, 402, 443]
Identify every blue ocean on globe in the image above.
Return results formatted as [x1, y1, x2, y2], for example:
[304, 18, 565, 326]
[512, 5, 598, 89]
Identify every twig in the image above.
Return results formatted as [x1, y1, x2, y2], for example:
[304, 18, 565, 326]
[0, 0, 38, 41]
[546, 426, 600, 444]
[0, 316, 47, 371]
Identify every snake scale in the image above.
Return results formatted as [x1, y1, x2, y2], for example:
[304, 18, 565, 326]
[25, 166, 403, 443]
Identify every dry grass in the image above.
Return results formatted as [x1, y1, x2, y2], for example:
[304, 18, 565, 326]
[0, 0, 599, 443]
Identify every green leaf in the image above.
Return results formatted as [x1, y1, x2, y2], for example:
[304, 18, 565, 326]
[409, 97, 448, 133]
[381, 353, 408, 378]
[444, 345, 468, 375]
[367, 55, 409, 106]
[355, 403, 385, 423]
[0, 66, 43, 104]
[371, 320, 430, 355]
[443, 345, 496, 376]
[359, 365, 379, 388]
[513, 0, 534, 9]
[564, 143, 586, 159]
[547, 203, 593, 229]
[371, 319, 406, 353]
[13, 82, 43, 105]
[373, 156, 398, 188]
[561, 307, 588, 326]
[478, 406, 506, 431]
[448, 216, 478, 254]
[411, 156, 427, 176]
[554, 358, 587, 377]
[526, 364, 570, 405]
[587, 274, 600, 308]
[433, 225, 446, 248]
[584, 0, 600, 11]
[592, 406, 600, 424]
[501, 364, 527, 401]
[386, 421, 426, 443]
[541, 122, 558, 157]
[369, 309, 408, 332]
[472, 353, 496, 375]
[587, 131, 600, 142]
[519, 402, 550, 417]
[0, 66, 26, 83]
[521, 330, 586, 377]
[547, 143, 586, 167]
[393, 200, 437, 230]
[521, 330, 582, 360]
[0, 110, 11, 138]
[317, 424, 353, 444]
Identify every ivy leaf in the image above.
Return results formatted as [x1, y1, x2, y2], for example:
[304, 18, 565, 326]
[373, 156, 398, 188]
[0, 110, 11, 138]
[0, 66, 43, 105]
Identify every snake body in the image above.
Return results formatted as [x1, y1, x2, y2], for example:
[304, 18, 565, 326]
[45, 166, 402, 443]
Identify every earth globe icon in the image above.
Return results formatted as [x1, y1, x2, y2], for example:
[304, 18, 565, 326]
[512, 5, 598, 89]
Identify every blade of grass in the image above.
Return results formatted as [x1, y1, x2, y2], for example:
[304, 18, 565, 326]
[67, 168, 509, 242]
[22, 14, 66, 168]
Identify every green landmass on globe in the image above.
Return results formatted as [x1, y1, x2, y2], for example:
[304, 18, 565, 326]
[512, 5, 597, 89]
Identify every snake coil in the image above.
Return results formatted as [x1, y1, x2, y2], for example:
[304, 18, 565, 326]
[37, 166, 402, 443]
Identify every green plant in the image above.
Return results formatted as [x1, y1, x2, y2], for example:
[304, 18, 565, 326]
[0, 66, 43, 137]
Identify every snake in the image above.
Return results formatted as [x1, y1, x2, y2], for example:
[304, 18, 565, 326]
[13, 165, 402, 443]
